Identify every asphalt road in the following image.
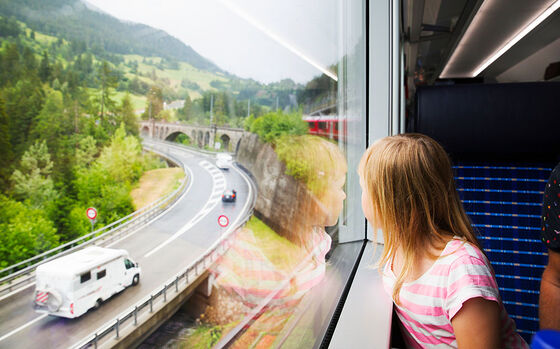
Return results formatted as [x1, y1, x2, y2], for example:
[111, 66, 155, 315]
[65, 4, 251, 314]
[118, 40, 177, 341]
[0, 141, 252, 349]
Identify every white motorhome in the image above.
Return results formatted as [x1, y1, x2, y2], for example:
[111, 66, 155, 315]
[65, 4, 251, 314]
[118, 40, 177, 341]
[216, 153, 233, 170]
[33, 246, 141, 318]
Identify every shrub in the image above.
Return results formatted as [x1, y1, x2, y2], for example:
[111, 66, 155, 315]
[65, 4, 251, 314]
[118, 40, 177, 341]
[249, 110, 307, 143]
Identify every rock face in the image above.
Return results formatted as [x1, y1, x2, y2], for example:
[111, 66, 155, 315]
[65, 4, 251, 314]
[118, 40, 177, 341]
[236, 132, 309, 240]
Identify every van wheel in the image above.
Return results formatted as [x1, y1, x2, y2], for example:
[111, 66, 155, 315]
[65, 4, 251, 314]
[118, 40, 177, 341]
[132, 274, 140, 286]
[94, 299, 102, 309]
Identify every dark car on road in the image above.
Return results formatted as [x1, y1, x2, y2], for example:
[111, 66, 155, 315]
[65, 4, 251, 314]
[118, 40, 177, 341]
[221, 189, 237, 202]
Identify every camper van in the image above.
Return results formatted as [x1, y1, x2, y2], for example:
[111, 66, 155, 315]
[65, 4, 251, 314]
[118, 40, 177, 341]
[33, 246, 141, 318]
[216, 153, 232, 170]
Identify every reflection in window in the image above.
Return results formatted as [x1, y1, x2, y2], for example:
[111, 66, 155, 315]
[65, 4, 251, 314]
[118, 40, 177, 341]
[168, 0, 366, 346]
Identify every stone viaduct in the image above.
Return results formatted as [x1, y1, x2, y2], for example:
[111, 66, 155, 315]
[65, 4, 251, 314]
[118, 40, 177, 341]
[140, 121, 244, 152]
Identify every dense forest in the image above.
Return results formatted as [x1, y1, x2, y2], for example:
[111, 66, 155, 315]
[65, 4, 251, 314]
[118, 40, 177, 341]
[0, 16, 165, 268]
[0, 0, 310, 115]
[0, 0, 336, 267]
[0, 0, 220, 72]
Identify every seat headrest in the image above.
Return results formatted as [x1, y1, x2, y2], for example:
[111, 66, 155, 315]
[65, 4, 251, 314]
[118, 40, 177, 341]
[412, 82, 560, 161]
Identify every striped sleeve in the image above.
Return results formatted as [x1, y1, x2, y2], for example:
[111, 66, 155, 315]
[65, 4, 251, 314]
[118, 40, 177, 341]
[444, 254, 500, 320]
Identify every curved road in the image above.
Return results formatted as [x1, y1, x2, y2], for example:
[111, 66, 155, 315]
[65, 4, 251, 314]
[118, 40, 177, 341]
[0, 141, 253, 349]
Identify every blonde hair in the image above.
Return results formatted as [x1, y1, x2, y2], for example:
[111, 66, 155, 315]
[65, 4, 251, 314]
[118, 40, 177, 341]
[358, 134, 480, 304]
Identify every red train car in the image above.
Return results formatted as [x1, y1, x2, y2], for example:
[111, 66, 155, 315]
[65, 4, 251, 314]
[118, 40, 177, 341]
[303, 115, 346, 142]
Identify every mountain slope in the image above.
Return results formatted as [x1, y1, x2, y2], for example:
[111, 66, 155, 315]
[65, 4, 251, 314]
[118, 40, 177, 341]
[0, 0, 221, 72]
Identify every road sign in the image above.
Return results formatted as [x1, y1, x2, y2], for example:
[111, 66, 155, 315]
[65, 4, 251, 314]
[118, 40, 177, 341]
[86, 207, 97, 220]
[218, 215, 229, 227]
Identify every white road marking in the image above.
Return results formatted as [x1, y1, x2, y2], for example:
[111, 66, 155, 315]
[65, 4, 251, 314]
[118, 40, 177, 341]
[0, 314, 48, 342]
[107, 165, 195, 248]
[0, 146, 236, 343]
[144, 160, 226, 258]
[0, 158, 195, 302]
[223, 163, 254, 235]
[0, 283, 36, 303]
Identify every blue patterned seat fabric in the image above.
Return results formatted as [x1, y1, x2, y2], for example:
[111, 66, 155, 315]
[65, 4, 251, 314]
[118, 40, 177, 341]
[454, 163, 554, 343]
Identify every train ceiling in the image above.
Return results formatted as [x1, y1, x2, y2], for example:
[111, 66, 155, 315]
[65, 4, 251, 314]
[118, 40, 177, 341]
[403, 0, 560, 84]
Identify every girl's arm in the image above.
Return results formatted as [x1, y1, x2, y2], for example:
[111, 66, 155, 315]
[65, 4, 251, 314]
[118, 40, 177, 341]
[451, 297, 502, 349]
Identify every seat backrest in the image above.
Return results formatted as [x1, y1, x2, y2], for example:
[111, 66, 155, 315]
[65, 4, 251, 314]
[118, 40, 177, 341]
[412, 82, 560, 342]
[454, 163, 551, 341]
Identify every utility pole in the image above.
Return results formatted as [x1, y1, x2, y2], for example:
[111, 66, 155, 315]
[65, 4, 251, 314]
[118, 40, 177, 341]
[247, 99, 250, 117]
[210, 94, 214, 124]
[149, 100, 153, 138]
[276, 96, 279, 111]
[210, 94, 215, 148]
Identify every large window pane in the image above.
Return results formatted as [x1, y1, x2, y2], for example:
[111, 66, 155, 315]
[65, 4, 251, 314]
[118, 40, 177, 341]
[0, 0, 366, 347]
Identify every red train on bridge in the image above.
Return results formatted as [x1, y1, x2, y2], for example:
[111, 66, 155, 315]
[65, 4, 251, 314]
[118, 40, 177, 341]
[303, 115, 346, 141]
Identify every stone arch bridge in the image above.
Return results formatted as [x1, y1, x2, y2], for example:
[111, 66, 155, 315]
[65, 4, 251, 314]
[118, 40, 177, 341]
[140, 121, 244, 152]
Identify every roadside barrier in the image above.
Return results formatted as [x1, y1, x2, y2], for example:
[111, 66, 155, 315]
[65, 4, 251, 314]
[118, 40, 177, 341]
[72, 144, 257, 349]
[0, 145, 188, 297]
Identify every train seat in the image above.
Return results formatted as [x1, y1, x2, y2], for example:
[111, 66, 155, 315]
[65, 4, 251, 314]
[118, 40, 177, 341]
[412, 82, 560, 342]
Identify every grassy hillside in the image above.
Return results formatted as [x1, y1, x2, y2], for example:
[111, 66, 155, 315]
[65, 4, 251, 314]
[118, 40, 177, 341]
[0, 0, 220, 71]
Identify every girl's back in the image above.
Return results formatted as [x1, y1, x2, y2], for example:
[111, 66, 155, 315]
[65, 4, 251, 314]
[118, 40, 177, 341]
[383, 238, 526, 348]
[358, 134, 528, 348]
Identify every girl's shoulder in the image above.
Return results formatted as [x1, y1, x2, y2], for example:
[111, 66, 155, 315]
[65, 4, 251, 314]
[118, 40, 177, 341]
[440, 237, 490, 270]
[444, 237, 486, 258]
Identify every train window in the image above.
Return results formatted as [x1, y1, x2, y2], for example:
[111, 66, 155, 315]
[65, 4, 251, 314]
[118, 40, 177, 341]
[0, 0, 367, 347]
[334, 122, 339, 131]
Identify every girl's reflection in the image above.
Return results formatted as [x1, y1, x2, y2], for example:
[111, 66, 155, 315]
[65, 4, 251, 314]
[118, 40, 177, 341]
[205, 135, 347, 347]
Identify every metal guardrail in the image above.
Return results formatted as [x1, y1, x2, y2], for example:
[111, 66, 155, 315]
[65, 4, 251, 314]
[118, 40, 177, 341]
[73, 157, 257, 349]
[0, 145, 189, 297]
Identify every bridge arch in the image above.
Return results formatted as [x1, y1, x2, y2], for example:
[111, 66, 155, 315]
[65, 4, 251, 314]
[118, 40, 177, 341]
[165, 131, 190, 143]
[204, 132, 210, 147]
[197, 131, 203, 147]
[219, 134, 230, 151]
[141, 126, 150, 137]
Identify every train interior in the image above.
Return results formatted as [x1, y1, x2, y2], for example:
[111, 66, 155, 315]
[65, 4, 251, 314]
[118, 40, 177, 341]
[399, 0, 560, 344]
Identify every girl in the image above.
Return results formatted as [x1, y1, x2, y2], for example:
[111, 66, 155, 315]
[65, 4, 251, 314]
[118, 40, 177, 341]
[358, 134, 528, 348]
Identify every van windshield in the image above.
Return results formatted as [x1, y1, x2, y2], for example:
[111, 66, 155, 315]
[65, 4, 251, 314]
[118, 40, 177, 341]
[124, 259, 134, 269]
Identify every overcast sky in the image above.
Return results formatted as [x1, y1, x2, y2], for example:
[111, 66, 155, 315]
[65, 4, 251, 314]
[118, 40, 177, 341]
[85, 0, 340, 84]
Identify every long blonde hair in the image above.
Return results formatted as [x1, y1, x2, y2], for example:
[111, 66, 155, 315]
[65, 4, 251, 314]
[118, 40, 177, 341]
[358, 134, 480, 304]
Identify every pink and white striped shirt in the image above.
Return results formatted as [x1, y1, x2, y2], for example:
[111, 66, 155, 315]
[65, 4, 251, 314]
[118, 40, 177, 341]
[383, 238, 528, 348]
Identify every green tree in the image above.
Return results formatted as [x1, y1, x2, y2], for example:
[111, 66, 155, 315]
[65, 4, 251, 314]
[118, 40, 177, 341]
[0, 17, 20, 38]
[2, 79, 45, 157]
[38, 51, 51, 83]
[11, 141, 59, 211]
[250, 110, 308, 143]
[0, 97, 13, 189]
[178, 93, 192, 121]
[142, 85, 163, 120]
[96, 61, 118, 122]
[2, 43, 21, 85]
[119, 94, 139, 136]
[75, 135, 97, 169]
[30, 88, 73, 168]
[0, 194, 59, 268]
[74, 125, 143, 226]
